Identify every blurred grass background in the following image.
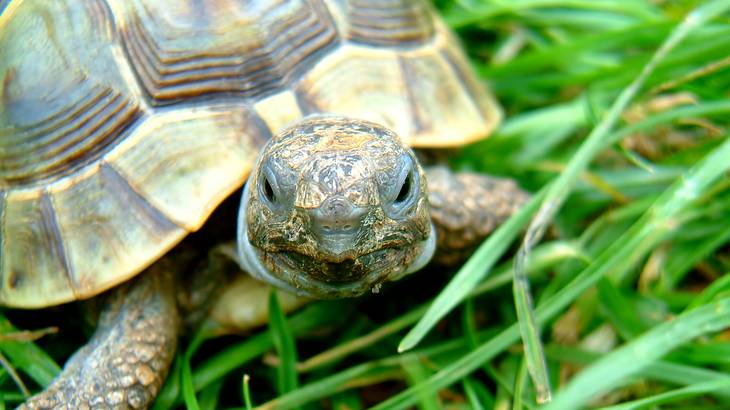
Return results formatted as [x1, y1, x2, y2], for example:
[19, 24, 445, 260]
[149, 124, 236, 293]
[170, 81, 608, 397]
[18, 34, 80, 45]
[3, 0, 730, 409]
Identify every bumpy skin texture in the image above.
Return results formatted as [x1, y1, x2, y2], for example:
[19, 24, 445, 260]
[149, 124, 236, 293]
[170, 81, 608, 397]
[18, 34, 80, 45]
[21, 264, 179, 410]
[241, 116, 433, 299]
[425, 166, 530, 266]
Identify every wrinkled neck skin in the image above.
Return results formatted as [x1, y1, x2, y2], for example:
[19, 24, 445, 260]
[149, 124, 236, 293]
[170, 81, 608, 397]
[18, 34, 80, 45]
[235, 116, 436, 299]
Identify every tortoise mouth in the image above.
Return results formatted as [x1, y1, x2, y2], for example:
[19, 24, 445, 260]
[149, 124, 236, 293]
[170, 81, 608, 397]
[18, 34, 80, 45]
[263, 228, 435, 298]
[277, 248, 398, 284]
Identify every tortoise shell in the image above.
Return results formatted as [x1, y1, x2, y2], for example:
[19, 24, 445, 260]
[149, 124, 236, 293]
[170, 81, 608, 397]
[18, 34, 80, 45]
[0, 0, 500, 308]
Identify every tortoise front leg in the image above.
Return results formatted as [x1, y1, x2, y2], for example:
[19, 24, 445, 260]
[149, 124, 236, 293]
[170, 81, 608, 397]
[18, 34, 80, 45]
[425, 166, 530, 266]
[22, 262, 179, 410]
[194, 244, 309, 335]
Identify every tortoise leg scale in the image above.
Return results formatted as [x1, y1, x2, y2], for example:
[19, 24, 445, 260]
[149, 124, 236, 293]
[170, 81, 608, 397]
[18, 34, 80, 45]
[21, 262, 179, 410]
[425, 166, 530, 266]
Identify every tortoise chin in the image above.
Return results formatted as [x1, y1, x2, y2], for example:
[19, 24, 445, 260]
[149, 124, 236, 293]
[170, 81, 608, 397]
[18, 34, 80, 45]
[278, 249, 395, 283]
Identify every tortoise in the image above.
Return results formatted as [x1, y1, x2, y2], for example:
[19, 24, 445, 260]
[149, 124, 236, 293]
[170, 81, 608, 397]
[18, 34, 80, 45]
[0, 0, 529, 408]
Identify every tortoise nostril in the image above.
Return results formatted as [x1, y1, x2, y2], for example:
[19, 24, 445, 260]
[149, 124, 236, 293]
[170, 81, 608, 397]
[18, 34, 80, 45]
[311, 196, 366, 234]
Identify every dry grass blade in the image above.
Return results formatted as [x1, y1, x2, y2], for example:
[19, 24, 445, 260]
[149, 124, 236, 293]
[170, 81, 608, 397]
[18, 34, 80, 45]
[0, 327, 58, 342]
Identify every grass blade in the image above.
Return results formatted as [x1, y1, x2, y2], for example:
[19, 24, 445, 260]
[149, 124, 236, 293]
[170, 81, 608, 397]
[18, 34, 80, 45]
[598, 378, 730, 410]
[545, 297, 730, 410]
[268, 290, 299, 395]
[242, 374, 253, 410]
[0, 315, 59, 389]
[513, 256, 551, 403]
[546, 345, 730, 400]
[463, 377, 493, 410]
[401, 357, 441, 410]
[181, 331, 209, 410]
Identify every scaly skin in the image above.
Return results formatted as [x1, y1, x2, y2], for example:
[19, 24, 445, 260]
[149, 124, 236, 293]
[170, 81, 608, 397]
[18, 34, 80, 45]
[425, 165, 530, 266]
[21, 263, 179, 410]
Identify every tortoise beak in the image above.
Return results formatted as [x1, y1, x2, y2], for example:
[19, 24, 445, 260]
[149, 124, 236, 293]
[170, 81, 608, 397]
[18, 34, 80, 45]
[312, 234, 360, 263]
[308, 196, 368, 262]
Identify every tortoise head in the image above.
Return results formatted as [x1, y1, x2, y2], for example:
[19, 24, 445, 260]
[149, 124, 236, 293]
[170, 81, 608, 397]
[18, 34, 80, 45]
[236, 116, 435, 298]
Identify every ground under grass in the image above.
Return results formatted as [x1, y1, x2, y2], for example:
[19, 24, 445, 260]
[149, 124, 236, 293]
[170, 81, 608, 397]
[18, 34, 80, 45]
[2, 0, 730, 409]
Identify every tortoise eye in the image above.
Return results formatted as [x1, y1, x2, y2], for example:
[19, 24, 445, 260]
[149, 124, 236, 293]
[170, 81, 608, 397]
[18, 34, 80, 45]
[395, 171, 412, 204]
[387, 165, 419, 218]
[262, 176, 277, 204]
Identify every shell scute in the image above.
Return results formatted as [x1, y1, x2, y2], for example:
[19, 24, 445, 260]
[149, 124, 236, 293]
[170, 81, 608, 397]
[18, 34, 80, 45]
[340, 0, 435, 46]
[397, 34, 500, 146]
[296, 46, 415, 143]
[106, 107, 268, 230]
[0, 0, 139, 186]
[47, 163, 185, 306]
[1, 189, 75, 306]
[117, 0, 338, 104]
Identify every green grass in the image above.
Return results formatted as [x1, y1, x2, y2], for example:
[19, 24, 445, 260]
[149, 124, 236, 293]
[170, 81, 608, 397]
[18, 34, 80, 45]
[3, 0, 730, 408]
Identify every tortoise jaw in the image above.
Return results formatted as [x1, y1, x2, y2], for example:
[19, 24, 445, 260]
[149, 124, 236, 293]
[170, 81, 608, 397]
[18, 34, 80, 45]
[311, 234, 362, 263]
[277, 250, 379, 283]
[236, 231, 436, 299]
[276, 239, 430, 283]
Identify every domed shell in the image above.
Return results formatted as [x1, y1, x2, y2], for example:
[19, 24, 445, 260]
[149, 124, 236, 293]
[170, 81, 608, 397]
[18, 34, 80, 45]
[0, 0, 501, 308]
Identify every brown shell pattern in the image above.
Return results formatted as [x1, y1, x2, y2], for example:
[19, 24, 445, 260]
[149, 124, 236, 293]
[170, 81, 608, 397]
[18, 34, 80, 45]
[0, 0, 500, 307]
